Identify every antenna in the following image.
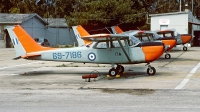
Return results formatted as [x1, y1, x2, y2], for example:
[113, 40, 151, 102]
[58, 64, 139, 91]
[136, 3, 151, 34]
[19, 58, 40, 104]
[105, 27, 112, 34]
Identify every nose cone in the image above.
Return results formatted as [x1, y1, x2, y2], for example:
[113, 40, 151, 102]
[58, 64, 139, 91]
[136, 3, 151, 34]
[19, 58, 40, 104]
[180, 34, 192, 44]
[141, 42, 165, 62]
[161, 39, 177, 51]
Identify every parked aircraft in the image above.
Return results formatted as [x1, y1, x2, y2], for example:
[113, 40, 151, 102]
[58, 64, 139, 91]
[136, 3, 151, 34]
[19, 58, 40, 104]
[72, 25, 168, 73]
[155, 29, 192, 51]
[111, 26, 177, 59]
[6, 25, 165, 76]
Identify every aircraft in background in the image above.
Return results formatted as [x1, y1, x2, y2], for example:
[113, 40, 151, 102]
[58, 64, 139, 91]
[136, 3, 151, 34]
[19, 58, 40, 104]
[155, 29, 192, 51]
[111, 26, 177, 59]
[6, 25, 166, 76]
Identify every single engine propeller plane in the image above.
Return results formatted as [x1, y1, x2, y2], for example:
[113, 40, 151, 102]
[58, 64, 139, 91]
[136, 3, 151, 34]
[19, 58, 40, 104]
[6, 25, 165, 77]
[111, 26, 177, 59]
[155, 29, 192, 51]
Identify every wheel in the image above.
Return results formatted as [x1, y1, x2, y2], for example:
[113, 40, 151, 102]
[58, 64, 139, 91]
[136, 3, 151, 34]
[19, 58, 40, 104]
[109, 68, 117, 76]
[183, 46, 187, 51]
[116, 65, 124, 74]
[165, 53, 171, 59]
[147, 67, 156, 76]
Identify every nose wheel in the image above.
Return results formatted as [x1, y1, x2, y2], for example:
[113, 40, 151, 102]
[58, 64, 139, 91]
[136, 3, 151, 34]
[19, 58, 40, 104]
[165, 53, 171, 59]
[146, 63, 156, 76]
[183, 46, 187, 51]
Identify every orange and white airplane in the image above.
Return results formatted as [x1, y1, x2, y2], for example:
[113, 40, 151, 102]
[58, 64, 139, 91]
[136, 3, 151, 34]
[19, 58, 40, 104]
[6, 25, 165, 76]
[111, 26, 177, 59]
[155, 29, 192, 51]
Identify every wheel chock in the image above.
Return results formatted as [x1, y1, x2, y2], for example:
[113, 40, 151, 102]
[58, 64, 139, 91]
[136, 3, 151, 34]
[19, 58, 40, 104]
[116, 74, 120, 78]
[106, 75, 110, 78]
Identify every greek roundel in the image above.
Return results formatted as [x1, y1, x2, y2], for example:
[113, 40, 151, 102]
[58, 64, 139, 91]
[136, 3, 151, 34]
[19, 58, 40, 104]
[88, 52, 96, 61]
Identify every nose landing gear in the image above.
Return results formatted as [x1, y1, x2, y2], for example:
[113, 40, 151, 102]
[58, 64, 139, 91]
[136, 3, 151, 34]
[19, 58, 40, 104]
[165, 53, 171, 59]
[146, 63, 156, 76]
[183, 46, 187, 51]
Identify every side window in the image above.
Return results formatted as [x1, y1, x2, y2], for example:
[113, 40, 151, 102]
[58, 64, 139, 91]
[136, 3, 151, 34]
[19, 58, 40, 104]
[95, 41, 107, 48]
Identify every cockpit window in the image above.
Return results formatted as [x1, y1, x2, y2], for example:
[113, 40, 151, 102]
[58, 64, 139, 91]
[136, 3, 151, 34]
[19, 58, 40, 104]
[174, 31, 180, 36]
[94, 38, 127, 49]
[129, 35, 141, 46]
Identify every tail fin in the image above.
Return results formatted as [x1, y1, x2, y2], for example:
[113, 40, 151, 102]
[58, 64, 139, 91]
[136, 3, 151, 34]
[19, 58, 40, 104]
[72, 25, 92, 47]
[111, 26, 123, 34]
[6, 26, 26, 58]
[6, 25, 55, 58]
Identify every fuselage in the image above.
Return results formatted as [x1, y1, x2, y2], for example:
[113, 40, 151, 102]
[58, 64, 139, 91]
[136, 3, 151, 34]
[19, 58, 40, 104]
[28, 42, 164, 64]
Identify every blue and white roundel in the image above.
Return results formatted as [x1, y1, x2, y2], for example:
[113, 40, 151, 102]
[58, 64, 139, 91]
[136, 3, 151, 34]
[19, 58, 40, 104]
[88, 52, 96, 61]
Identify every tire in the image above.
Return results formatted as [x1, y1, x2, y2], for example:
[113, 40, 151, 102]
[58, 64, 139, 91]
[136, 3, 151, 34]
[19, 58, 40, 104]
[116, 65, 124, 74]
[165, 54, 171, 59]
[109, 68, 117, 77]
[183, 46, 187, 51]
[147, 67, 156, 76]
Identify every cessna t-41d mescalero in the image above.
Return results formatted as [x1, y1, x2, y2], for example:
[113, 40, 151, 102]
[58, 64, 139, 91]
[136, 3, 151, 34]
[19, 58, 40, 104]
[7, 25, 165, 77]
[72, 25, 167, 76]
[111, 26, 177, 59]
[155, 29, 192, 51]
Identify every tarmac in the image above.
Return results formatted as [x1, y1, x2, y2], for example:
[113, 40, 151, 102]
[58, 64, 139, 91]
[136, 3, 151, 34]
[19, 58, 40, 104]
[1, 47, 200, 112]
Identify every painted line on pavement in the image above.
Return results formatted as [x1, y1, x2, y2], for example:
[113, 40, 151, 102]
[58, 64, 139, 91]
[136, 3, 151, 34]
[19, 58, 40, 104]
[175, 62, 200, 89]
[0, 61, 43, 70]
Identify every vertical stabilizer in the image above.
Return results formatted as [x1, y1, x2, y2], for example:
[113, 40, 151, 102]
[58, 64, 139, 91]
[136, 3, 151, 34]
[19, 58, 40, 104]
[72, 25, 92, 47]
[6, 25, 56, 58]
[6, 26, 26, 57]
[111, 26, 123, 34]
[72, 26, 86, 47]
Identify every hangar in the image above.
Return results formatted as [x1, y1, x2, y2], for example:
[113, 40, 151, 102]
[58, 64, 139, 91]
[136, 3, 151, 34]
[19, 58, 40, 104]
[0, 13, 76, 48]
[149, 9, 200, 46]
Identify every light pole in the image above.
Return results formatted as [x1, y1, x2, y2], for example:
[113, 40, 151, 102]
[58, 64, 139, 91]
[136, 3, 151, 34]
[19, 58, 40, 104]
[179, 0, 181, 12]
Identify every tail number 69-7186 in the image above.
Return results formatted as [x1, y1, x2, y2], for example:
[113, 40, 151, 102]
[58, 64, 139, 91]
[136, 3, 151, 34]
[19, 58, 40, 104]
[52, 51, 82, 59]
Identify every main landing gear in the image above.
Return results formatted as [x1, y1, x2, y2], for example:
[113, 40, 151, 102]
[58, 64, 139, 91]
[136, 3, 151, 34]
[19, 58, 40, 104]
[108, 63, 156, 77]
[108, 64, 124, 77]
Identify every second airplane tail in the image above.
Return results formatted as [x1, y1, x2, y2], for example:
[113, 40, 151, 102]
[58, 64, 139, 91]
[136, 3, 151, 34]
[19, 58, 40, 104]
[111, 26, 124, 34]
[72, 25, 92, 47]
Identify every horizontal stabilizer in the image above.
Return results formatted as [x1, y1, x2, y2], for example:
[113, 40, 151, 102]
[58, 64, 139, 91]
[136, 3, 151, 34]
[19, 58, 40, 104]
[21, 53, 41, 58]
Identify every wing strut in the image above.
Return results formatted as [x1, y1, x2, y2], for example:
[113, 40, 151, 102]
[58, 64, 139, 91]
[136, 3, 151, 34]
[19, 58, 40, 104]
[117, 38, 132, 62]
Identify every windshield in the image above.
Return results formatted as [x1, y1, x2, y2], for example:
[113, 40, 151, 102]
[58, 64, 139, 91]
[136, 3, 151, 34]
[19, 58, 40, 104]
[129, 35, 141, 46]
[173, 30, 180, 36]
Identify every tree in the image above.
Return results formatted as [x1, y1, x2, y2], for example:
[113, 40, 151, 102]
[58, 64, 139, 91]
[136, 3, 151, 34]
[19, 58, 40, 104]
[0, 0, 13, 13]
[66, 0, 146, 28]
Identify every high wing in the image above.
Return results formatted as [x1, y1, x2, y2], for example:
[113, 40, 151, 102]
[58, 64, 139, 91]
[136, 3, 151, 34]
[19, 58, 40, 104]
[81, 34, 130, 41]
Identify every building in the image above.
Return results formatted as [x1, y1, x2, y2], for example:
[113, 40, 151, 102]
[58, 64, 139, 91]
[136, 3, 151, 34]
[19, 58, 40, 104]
[149, 9, 200, 46]
[0, 13, 76, 48]
[44, 18, 76, 46]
